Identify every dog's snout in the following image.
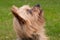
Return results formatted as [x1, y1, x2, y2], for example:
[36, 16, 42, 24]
[35, 4, 40, 8]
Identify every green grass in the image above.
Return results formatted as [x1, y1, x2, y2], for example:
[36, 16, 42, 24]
[0, 0, 60, 40]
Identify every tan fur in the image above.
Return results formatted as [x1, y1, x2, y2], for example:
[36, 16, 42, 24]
[11, 5, 48, 40]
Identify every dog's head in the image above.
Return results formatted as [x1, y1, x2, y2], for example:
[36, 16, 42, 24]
[11, 4, 44, 25]
[11, 4, 45, 37]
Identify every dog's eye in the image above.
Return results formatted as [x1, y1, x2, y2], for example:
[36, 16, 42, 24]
[26, 9, 32, 14]
[33, 9, 37, 12]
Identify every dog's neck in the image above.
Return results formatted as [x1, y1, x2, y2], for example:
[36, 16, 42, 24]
[17, 34, 39, 40]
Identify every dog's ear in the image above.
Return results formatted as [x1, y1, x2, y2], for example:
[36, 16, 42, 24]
[11, 5, 18, 14]
[11, 5, 20, 20]
[11, 5, 26, 25]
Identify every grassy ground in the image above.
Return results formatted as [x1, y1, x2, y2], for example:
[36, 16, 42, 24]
[0, 0, 60, 40]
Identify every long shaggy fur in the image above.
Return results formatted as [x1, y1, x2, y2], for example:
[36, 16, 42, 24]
[11, 5, 48, 40]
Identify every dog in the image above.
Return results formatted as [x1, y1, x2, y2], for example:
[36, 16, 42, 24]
[11, 4, 48, 40]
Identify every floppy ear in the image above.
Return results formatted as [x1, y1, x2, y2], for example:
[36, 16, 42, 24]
[11, 5, 26, 25]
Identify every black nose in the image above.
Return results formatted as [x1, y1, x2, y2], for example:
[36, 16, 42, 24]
[35, 4, 40, 7]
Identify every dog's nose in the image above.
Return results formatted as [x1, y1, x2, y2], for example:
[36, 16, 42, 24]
[35, 4, 40, 8]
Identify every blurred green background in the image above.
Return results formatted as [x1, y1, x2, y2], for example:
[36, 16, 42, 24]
[0, 0, 60, 40]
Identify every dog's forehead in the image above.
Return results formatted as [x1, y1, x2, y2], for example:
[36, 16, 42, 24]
[19, 5, 31, 10]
